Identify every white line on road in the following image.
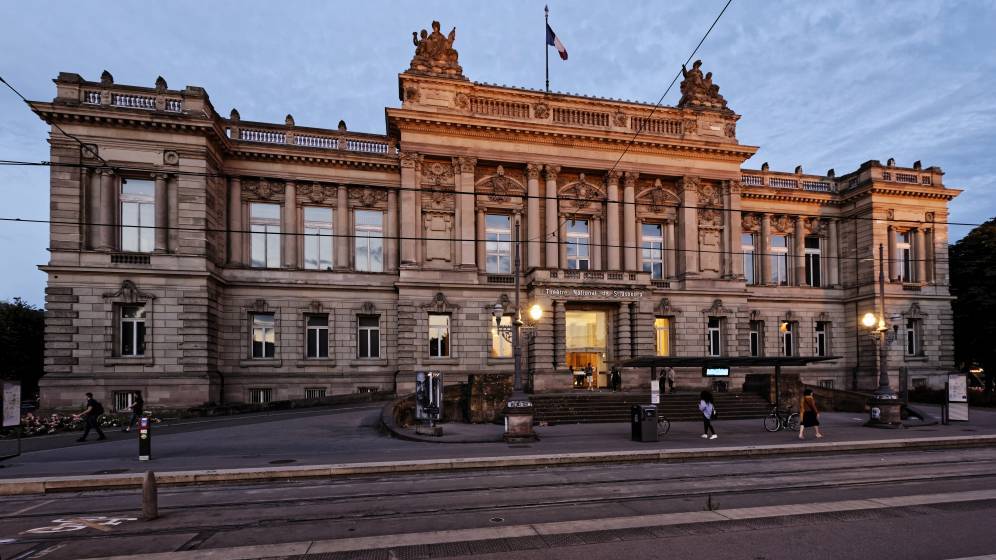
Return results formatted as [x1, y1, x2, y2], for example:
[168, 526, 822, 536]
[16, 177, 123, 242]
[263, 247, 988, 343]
[1, 499, 53, 518]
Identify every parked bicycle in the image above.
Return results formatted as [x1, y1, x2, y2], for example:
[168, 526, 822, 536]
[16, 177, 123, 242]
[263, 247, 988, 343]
[763, 406, 799, 432]
[657, 414, 671, 437]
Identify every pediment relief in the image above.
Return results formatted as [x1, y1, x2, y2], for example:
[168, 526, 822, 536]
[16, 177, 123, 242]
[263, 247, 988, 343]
[636, 178, 680, 213]
[102, 280, 156, 303]
[359, 301, 377, 315]
[298, 183, 336, 205]
[421, 292, 460, 313]
[243, 178, 285, 201]
[421, 160, 456, 187]
[475, 165, 525, 203]
[703, 298, 733, 316]
[905, 302, 928, 319]
[559, 173, 605, 210]
[349, 186, 388, 208]
[655, 297, 682, 316]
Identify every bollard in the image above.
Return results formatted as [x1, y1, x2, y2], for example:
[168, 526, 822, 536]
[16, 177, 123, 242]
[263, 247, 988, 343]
[142, 470, 158, 521]
[138, 414, 151, 461]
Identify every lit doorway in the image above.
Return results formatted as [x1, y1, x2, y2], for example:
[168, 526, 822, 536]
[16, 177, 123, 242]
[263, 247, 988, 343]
[566, 310, 608, 389]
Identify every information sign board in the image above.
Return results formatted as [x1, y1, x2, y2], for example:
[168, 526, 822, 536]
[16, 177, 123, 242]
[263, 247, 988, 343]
[947, 373, 969, 422]
[2, 381, 20, 428]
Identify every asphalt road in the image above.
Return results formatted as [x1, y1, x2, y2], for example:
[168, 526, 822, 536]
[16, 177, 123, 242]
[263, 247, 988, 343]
[2, 446, 996, 559]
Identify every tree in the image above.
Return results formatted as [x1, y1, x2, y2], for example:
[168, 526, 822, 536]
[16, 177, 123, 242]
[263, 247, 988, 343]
[0, 298, 45, 397]
[950, 218, 996, 393]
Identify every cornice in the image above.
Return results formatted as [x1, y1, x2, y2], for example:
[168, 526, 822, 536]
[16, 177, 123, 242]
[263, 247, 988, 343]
[740, 190, 841, 207]
[838, 183, 961, 205]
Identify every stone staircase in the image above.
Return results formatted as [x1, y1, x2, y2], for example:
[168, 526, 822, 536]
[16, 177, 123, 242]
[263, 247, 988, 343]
[531, 391, 772, 425]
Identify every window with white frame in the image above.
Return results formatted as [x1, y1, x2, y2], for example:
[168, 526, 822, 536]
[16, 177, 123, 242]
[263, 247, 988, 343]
[566, 219, 590, 270]
[251, 313, 276, 359]
[303, 207, 333, 270]
[490, 315, 512, 358]
[804, 236, 822, 287]
[250, 203, 281, 268]
[780, 321, 796, 356]
[357, 315, 380, 358]
[742, 233, 756, 285]
[749, 320, 763, 357]
[641, 223, 665, 279]
[306, 314, 329, 359]
[707, 317, 722, 357]
[815, 321, 829, 357]
[485, 214, 512, 273]
[120, 304, 146, 357]
[248, 388, 272, 404]
[354, 210, 384, 272]
[655, 317, 671, 356]
[771, 235, 789, 285]
[897, 230, 914, 282]
[120, 178, 155, 253]
[905, 318, 923, 356]
[429, 314, 450, 357]
[305, 387, 327, 399]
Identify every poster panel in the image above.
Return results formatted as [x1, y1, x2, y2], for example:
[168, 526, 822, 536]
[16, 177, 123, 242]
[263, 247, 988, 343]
[2, 381, 20, 428]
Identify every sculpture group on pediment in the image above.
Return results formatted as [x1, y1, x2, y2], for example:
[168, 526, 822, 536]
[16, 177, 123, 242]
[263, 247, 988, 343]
[298, 183, 335, 204]
[741, 213, 760, 232]
[772, 215, 792, 233]
[410, 21, 464, 79]
[349, 187, 388, 208]
[638, 178, 679, 214]
[561, 173, 603, 210]
[533, 103, 550, 119]
[678, 60, 729, 111]
[480, 165, 524, 203]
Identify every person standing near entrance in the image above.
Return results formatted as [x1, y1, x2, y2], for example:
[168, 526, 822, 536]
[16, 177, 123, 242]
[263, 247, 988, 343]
[665, 366, 676, 394]
[610, 366, 621, 392]
[799, 388, 823, 439]
[699, 390, 717, 439]
[584, 362, 594, 391]
[75, 392, 106, 442]
[123, 392, 144, 432]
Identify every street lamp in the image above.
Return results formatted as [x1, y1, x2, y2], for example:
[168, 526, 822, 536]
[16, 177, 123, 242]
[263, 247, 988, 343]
[861, 243, 901, 427]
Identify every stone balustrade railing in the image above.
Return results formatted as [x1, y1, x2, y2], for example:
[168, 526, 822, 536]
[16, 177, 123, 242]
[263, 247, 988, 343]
[82, 89, 183, 113]
[741, 173, 836, 193]
[230, 124, 395, 156]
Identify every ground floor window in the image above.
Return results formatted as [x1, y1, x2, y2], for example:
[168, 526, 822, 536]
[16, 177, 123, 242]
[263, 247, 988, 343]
[358, 315, 380, 358]
[429, 314, 450, 357]
[815, 321, 830, 357]
[119, 304, 147, 357]
[707, 317, 722, 357]
[905, 318, 923, 356]
[305, 387, 327, 399]
[780, 321, 796, 356]
[749, 320, 763, 357]
[251, 313, 276, 359]
[248, 388, 272, 404]
[306, 314, 329, 359]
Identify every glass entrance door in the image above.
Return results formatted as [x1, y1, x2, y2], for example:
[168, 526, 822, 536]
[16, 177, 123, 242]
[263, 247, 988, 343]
[566, 310, 608, 389]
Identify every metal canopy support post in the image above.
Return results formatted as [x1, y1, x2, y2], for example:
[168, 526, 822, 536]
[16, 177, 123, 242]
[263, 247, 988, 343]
[774, 364, 782, 411]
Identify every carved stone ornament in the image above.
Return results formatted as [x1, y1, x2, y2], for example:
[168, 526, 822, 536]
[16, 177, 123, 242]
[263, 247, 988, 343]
[772, 215, 792, 234]
[906, 302, 927, 319]
[350, 187, 388, 207]
[409, 21, 465, 79]
[486, 165, 513, 203]
[246, 178, 284, 201]
[677, 60, 729, 112]
[162, 150, 179, 166]
[678, 175, 701, 194]
[309, 300, 323, 313]
[299, 183, 334, 204]
[526, 163, 543, 180]
[816, 311, 830, 322]
[399, 152, 423, 170]
[639, 178, 678, 213]
[251, 299, 269, 313]
[544, 165, 560, 182]
[741, 213, 759, 231]
[403, 84, 419, 102]
[102, 280, 156, 303]
[533, 103, 550, 119]
[454, 156, 477, 174]
[886, 209, 895, 221]
[359, 302, 377, 315]
[100, 70, 114, 85]
[724, 122, 736, 138]
[749, 309, 762, 321]
[613, 111, 627, 127]
[697, 182, 723, 226]
[421, 292, 459, 313]
[422, 161, 455, 187]
[925, 212, 935, 223]
[703, 298, 733, 316]
[564, 173, 602, 209]
[682, 118, 698, 135]
[155, 76, 167, 93]
[655, 297, 681, 316]
[455, 92, 470, 111]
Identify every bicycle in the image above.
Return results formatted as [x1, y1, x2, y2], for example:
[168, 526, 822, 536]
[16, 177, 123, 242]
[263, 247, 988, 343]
[763, 406, 799, 432]
[657, 414, 671, 437]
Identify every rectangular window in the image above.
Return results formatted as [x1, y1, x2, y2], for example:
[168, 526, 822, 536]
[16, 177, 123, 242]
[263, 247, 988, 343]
[113, 391, 141, 413]
[780, 321, 796, 357]
[490, 315, 512, 358]
[566, 219, 590, 270]
[707, 317, 722, 357]
[355, 210, 384, 272]
[819, 379, 835, 390]
[429, 314, 450, 357]
[905, 318, 922, 356]
[306, 314, 329, 359]
[305, 388, 327, 399]
[120, 304, 146, 357]
[815, 321, 829, 357]
[357, 315, 380, 358]
[897, 231, 914, 282]
[805, 236, 822, 287]
[251, 313, 276, 359]
[641, 223, 665, 279]
[248, 388, 272, 404]
[742, 233, 756, 285]
[250, 203, 281, 268]
[771, 235, 789, 285]
[303, 206, 334, 270]
[749, 320, 763, 357]
[485, 214, 512, 273]
[120, 178, 155, 253]
[654, 317, 671, 356]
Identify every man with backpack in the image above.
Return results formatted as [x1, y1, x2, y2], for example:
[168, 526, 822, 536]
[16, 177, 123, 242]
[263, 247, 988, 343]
[75, 392, 106, 442]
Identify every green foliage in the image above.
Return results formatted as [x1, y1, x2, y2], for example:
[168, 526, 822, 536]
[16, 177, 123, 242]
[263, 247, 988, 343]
[0, 298, 45, 395]
[950, 218, 996, 391]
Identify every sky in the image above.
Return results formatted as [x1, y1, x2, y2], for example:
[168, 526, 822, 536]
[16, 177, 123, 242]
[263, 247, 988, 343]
[1, 0, 994, 306]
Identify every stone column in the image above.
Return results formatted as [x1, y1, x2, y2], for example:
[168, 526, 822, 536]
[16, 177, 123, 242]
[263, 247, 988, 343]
[678, 176, 699, 277]
[386, 189, 398, 272]
[227, 177, 242, 266]
[167, 174, 179, 252]
[98, 169, 115, 251]
[558, 217, 568, 269]
[283, 181, 297, 268]
[545, 165, 560, 268]
[399, 153, 420, 267]
[887, 225, 897, 281]
[760, 213, 772, 284]
[456, 157, 477, 269]
[915, 228, 926, 284]
[154, 173, 169, 253]
[87, 169, 101, 250]
[924, 228, 934, 283]
[591, 217, 602, 270]
[554, 300, 566, 369]
[727, 181, 743, 278]
[526, 163, 542, 270]
[605, 170, 621, 270]
[336, 184, 350, 269]
[794, 216, 806, 285]
[476, 208, 486, 271]
[665, 220, 676, 279]
[827, 218, 839, 286]
[623, 172, 638, 270]
[617, 302, 631, 361]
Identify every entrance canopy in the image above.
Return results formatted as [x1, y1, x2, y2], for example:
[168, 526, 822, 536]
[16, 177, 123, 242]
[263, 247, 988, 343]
[622, 356, 842, 368]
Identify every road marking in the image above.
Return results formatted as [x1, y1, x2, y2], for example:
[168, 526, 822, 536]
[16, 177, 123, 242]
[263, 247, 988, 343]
[22, 517, 137, 535]
[1, 499, 53, 518]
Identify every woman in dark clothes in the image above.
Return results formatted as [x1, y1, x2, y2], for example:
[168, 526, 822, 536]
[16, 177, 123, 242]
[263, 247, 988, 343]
[799, 388, 823, 439]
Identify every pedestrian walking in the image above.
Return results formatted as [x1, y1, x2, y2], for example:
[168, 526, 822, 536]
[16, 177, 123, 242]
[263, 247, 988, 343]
[610, 366, 622, 392]
[665, 366, 676, 393]
[75, 392, 106, 442]
[123, 392, 144, 432]
[799, 388, 823, 439]
[698, 390, 718, 439]
[584, 362, 594, 391]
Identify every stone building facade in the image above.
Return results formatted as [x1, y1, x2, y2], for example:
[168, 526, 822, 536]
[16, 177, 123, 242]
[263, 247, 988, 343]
[34, 22, 959, 410]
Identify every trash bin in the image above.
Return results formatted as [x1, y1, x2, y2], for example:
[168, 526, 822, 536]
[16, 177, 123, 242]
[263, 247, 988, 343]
[631, 404, 658, 442]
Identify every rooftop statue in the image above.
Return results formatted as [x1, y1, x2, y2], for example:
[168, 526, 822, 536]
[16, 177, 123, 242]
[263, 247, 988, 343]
[409, 21, 465, 79]
[678, 60, 729, 111]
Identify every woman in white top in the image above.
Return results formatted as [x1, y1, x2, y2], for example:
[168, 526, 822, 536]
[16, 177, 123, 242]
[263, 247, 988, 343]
[699, 390, 717, 439]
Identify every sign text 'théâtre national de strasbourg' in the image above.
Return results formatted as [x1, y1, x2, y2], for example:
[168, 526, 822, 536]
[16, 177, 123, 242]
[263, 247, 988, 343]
[543, 288, 644, 299]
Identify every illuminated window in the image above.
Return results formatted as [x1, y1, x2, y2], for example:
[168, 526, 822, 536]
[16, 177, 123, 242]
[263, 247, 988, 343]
[654, 317, 671, 356]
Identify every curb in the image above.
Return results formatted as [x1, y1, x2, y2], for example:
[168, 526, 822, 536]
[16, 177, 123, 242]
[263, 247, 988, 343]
[379, 400, 504, 444]
[3, 434, 995, 496]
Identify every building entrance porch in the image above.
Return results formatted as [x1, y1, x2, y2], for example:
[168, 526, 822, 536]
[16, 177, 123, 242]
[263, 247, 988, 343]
[566, 309, 609, 389]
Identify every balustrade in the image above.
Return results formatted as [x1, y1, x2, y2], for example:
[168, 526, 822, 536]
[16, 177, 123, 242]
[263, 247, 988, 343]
[741, 175, 764, 186]
[630, 116, 681, 136]
[164, 99, 182, 112]
[895, 173, 918, 184]
[768, 177, 798, 189]
[111, 93, 156, 109]
[470, 97, 530, 119]
[240, 128, 286, 144]
[802, 180, 833, 193]
[553, 107, 609, 127]
[296, 134, 339, 149]
[83, 91, 101, 104]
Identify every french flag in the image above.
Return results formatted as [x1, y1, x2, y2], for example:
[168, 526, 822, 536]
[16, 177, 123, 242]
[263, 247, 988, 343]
[546, 23, 568, 60]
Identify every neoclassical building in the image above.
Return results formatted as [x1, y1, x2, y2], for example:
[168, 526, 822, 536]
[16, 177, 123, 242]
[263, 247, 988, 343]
[34, 22, 959, 410]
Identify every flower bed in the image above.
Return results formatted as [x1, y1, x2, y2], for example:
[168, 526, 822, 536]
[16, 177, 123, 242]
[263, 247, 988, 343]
[0, 412, 162, 439]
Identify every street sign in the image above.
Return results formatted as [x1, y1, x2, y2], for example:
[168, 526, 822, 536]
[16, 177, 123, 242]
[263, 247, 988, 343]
[947, 373, 969, 422]
[2, 381, 20, 428]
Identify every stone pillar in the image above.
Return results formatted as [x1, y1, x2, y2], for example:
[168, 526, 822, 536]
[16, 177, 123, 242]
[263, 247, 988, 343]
[336, 184, 350, 270]
[828, 218, 839, 286]
[794, 216, 805, 285]
[545, 165, 560, 268]
[87, 169, 101, 250]
[283, 181, 297, 268]
[526, 163, 542, 270]
[591, 217, 602, 270]
[227, 177, 242, 266]
[399, 153, 420, 266]
[665, 220, 676, 279]
[924, 228, 934, 283]
[554, 301, 566, 369]
[167, 174, 179, 252]
[678, 176, 699, 277]
[887, 225, 897, 281]
[558, 217, 568, 269]
[456, 157, 477, 269]
[476, 208, 486, 271]
[623, 172, 638, 270]
[605, 170, 621, 270]
[760, 213, 772, 284]
[915, 228, 926, 284]
[154, 173, 168, 253]
[98, 169, 115, 251]
[386, 189, 398, 272]
[617, 302, 631, 361]
[727, 181, 743, 279]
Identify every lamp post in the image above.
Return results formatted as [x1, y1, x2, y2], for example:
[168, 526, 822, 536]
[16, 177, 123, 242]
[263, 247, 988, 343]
[861, 243, 901, 427]
[492, 216, 540, 442]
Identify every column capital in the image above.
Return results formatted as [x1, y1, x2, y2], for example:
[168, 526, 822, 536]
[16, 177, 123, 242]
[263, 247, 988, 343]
[526, 163, 543, 180]
[399, 151, 422, 169]
[453, 156, 477, 173]
[154, 172, 169, 181]
[623, 171, 639, 188]
[605, 169, 622, 183]
[544, 165, 561, 181]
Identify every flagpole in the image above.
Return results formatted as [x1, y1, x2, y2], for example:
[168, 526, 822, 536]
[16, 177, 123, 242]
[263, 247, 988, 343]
[545, 5, 550, 92]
